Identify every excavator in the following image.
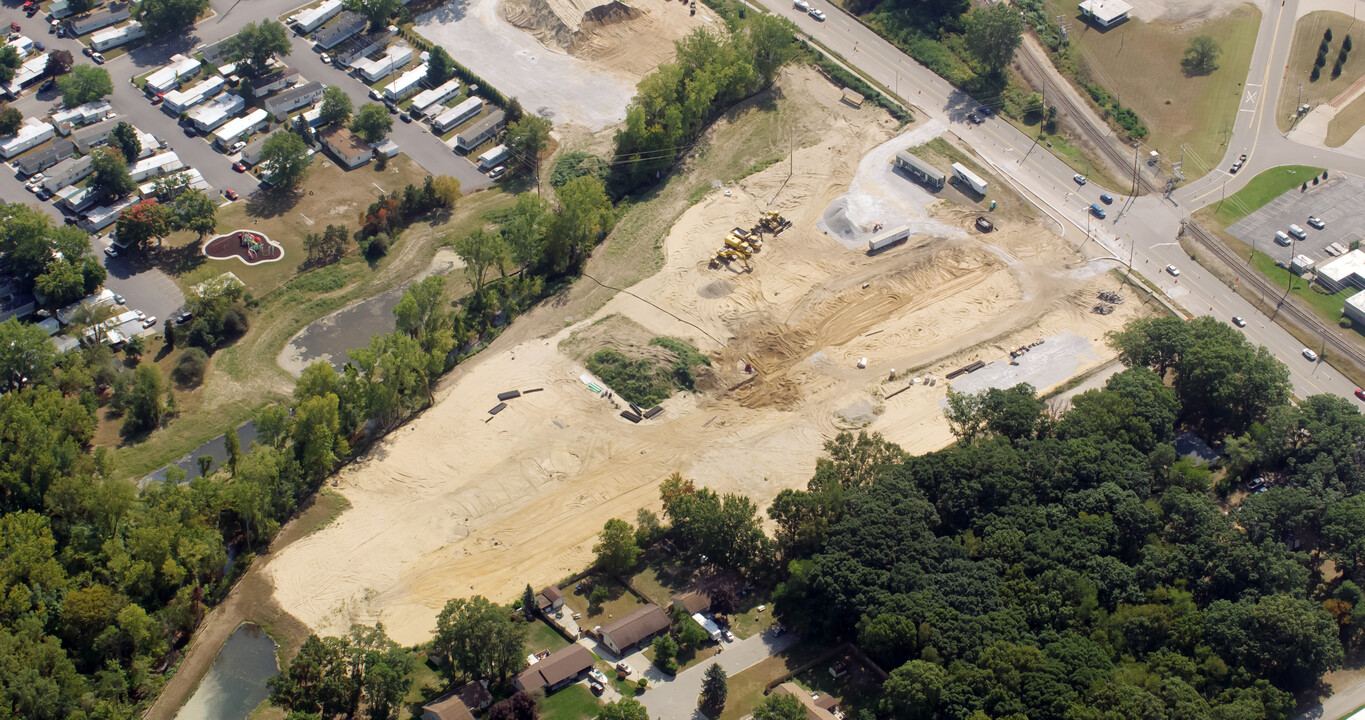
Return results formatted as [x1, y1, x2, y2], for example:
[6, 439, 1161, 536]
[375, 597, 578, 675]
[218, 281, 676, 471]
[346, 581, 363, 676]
[713, 247, 751, 270]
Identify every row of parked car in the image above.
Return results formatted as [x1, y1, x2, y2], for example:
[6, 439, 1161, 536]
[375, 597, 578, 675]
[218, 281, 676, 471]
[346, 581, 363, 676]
[1272, 216, 1326, 246]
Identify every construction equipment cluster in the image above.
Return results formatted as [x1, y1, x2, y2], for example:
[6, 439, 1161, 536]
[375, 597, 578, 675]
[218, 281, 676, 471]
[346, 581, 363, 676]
[710, 212, 792, 270]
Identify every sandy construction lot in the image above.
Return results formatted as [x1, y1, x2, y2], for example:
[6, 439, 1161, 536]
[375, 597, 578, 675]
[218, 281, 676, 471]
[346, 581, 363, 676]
[268, 71, 1153, 645]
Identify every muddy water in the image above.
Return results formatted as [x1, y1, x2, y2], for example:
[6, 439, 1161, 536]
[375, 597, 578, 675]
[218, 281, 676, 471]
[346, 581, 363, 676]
[174, 623, 278, 720]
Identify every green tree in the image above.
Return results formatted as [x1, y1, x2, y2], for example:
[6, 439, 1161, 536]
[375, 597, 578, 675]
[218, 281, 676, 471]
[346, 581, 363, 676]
[881, 660, 948, 719]
[58, 65, 113, 107]
[0, 318, 57, 391]
[122, 364, 165, 435]
[454, 228, 509, 291]
[170, 187, 218, 239]
[425, 46, 455, 87]
[502, 193, 550, 272]
[319, 86, 353, 126]
[260, 131, 312, 191]
[753, 693, 806, 720]
[0, 203, 91, 286]
[224, 21, 292, 77]
[651, 634, 677, 666]
[34, 260, 86, 308]
[432, 596, 527, 682]
[225, 425, 241, 476]
[0, 106, 21, 136]
[1182, 35, 1222, 75]
[345, 0, 398, 30]
[303, 224, 351, 267]
[89, 147, 135, 202]
[677, 614, 708, 650]
[197, 454, 214, 477]
[594, 518, 640, 575]
[546, 175, 613, 272]
[0, 46, 20, 84]
[698, 663, 727, 714]
[597, 698, 650, 720]
[521, 584, 536, 615]
[268, 634, 350, 717]
[44, 50, 74, 77]
[349, 103, 392, 144]
[1324, 495, 1365, 571]
[109, 122, 141, 165]
[292, 392, 349, 480]
[503, 114, 552, 178]
[135, 0, 209, 37]
[965, 3, 1023, 76]
[115, 200, 173, 250]
[392, 275, 450, 355]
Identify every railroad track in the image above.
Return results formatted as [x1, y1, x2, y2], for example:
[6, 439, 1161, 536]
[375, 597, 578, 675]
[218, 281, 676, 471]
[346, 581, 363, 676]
[1017, 45, 1365, 376]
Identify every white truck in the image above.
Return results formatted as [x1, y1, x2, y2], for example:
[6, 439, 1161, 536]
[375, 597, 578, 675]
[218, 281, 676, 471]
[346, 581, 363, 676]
[951, 162, 988, 195]
[691, 613, 723, 643]
[867, 225, 910, 255]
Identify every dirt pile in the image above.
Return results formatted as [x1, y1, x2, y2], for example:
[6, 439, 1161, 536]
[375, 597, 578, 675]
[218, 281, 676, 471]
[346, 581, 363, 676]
[501, 0, 640, 50]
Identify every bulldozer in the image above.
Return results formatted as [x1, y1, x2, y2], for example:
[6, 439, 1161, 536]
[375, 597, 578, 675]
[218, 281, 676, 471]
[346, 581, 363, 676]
[757, 211, 792, 234]
[725, 234, 760, 254]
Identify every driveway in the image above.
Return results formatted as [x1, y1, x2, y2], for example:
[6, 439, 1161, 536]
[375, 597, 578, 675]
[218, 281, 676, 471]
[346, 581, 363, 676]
[634, 631, 799, 720]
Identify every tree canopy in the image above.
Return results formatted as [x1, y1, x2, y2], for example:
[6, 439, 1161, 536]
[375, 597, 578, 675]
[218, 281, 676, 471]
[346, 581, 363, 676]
[223, 20, 292, 77]
[260, 130, 312, 190]
[58, 65, 112, 108]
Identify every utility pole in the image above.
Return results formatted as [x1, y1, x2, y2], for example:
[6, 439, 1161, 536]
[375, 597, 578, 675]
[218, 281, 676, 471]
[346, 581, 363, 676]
[1129, 141, 1140, 199]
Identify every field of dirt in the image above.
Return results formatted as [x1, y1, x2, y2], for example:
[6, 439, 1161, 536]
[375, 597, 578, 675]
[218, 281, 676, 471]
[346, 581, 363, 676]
[1124, 0, 1248, 22]
[266, 70, 1153, 646]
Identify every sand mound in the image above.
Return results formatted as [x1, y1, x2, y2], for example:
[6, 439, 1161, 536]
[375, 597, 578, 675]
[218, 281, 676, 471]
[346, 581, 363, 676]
[501, 0, 640, 50]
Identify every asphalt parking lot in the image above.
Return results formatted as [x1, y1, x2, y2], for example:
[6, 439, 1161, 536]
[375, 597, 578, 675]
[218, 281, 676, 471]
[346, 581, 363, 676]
[99, 238, 186, 333]
[1229, 173, 1365, 264]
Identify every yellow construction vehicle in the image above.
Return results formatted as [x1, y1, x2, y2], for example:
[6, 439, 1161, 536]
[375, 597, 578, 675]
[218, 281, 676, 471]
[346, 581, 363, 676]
[758, 211, 792, 234]
[714, 248, 751, 270]
[724, 234, 757, 255]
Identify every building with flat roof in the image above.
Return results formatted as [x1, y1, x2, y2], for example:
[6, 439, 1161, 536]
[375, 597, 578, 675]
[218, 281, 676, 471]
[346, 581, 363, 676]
[314, 11, 367, 49]
[1078, 0, 1131, 27]
[1345, 291, 1365, 327]
[452, 109, 504, 152]
[384, 62, 428, 100]
[164, 75, 225, 114]
[190, 93, 246, 132]
[0, 118, 55, 159]
[291, 0, 343, 33]
[264, 81, 325, 121]
[1317, 249, 1365, 293]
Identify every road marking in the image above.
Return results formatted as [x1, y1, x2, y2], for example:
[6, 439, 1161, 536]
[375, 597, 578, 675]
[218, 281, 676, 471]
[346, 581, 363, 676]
[1244, 88, 1259, 105]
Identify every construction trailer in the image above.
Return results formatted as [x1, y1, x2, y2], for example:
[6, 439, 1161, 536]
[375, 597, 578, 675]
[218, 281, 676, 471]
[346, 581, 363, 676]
[894, 150, 946, 190]
[951, 162, 988, 195]
[867, 225, 911, 255]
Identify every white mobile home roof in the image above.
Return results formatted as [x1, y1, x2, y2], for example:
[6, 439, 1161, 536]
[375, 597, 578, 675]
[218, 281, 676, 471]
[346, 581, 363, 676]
[163, 75, 225, 112]
[145, 54, 202, 94]
[353, 45, 413, 82]
[384, 62, 428, 100]
[129, 150, 183, 181]
[50, 100, 113, 128]
[6, 52, 49, 95]
[139, 167, 209, 197]
[410, 78, 460, 114]
[6, 36, 35, 56]
[432, 96, 481, 132]
[91, 21, 144, 51]
[0, 118, 55, 158]
[189, 93, 246, 131]
[215, 108, 268, 143]
[291, 0, 343, 33]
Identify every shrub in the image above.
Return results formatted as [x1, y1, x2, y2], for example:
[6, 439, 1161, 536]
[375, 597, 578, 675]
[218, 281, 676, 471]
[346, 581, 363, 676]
[223, 306, 249, 338]
[1345, 34, 1354, 51]
[172, 348, 209, 386]
[1312, 65, 1322, 81]
[1340, 317, 1353, 329]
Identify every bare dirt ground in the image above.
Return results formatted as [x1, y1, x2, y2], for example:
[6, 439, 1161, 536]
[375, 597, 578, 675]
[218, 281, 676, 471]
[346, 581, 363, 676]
[266, 68, 1154, 646]
[415, 0, 712, 131]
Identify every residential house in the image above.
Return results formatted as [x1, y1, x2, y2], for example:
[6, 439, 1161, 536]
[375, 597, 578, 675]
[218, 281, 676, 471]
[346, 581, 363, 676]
[91, 21, 144, 51]
[163, 75, 225, 114]
[66, 3, 130, 36]
[250, 67, 300, 97]
[15, 139, 75, 176]
[535, 585, 565, 615]
[672, 591, 711, 616]
[432, 97, 481, 134]
[353, 44, 411, 82]
[319, 126, 371, 168]
[333, 28, 393, 67]
[71, 118, 116, 153]
[128, 151, 183, 182]
[5, 52, 49, 95]
[41, 154, 93, 192]
[772, 682, 839, 720]
[384, 62, 427, 100]
[264, 81, 324, 121]
[420, 681, 492, 720]
[313, 11, 367, 50]
[291, 0, 343, 33]
[145, 54, 202, 94]
[452, 109, 504, 152]
[512, 644, 593, 694]
[213, 108, 268, 149]
[0, 118, 55, 159]
[50, 100, 113, 131]
[410, 78, 460, 117]
[189, 93, 246, 132]
[599, 604, 670, 655]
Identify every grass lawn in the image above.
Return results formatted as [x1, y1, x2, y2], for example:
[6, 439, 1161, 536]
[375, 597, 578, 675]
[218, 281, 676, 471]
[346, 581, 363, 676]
[398, 652, 446, 718]
[717, 642, 828, 720]
[1328, 90, 1365, 146]
[537, 684, 601, 720]
[562, 578, 645, 626]
[525, 619, 571, 655]
[727, 601, 776, 640]
[1247, 248, 1356, 323]
[1046, 0, 1261, 167]
[1277, 11, 1365, 132]
[159, 154, 431, 297]
[628, 564, 688, 606]
[1203, 164, 1324, 227]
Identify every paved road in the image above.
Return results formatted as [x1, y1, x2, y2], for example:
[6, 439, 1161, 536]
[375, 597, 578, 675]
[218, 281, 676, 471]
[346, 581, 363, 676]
[634, 632, 799, 720]
[773, 0, 1361, 404]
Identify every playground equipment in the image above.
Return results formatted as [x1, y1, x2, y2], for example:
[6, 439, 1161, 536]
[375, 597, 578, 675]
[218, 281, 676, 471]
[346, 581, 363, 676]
[236, 231, 277, 261]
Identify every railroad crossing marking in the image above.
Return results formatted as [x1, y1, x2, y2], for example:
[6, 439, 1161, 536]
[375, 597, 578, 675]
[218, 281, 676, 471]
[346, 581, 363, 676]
[1243, 87, 1259, 106]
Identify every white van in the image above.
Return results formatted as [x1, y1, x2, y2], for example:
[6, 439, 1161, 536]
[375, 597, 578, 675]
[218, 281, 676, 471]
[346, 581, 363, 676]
[1274, 231, 1291, 246]
[1288, 224, 1307, 240]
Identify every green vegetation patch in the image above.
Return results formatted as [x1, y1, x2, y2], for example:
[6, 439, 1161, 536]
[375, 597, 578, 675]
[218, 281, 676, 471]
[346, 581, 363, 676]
[1207, 165, 1325, 227]
[586, 337, 711, 408]
[536, 683, 601, 720]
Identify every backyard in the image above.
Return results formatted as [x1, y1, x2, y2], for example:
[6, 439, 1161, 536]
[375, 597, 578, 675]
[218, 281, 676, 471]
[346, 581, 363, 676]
[1046, 0, 1261, 168]
[1277, 11, 1365, 133]
[562, 577, 646, 626]
[537, 684, 601, 720]
[525, 619, 572, 656]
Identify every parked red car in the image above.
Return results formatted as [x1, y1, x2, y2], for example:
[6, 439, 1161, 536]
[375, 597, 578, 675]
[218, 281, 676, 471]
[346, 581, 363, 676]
[224, 189, 238, 200]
